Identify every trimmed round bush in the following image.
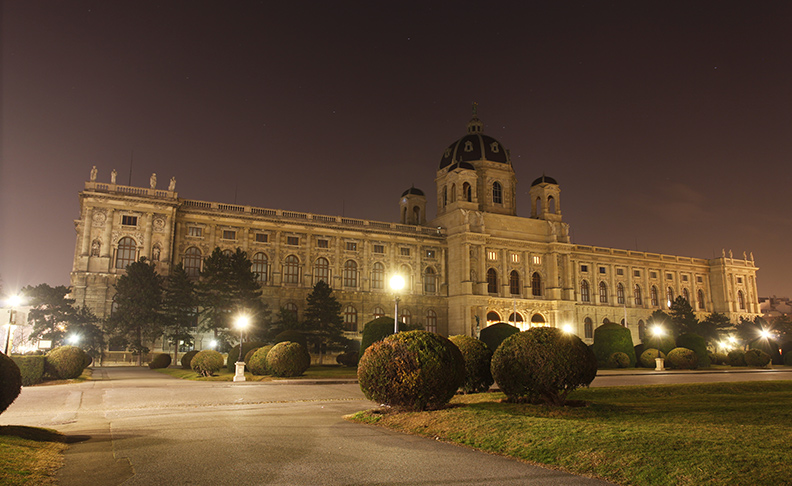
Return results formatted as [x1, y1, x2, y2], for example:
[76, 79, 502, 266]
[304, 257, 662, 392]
[191, 350, 224, 377]
[148, 353, 172, 369]
[607, 352, 631, 369]
[634, 344, 645, 364]
[479, 322, 520, 353]
[593, 322, 636, 368]
[639, 348, 666, 368]
[1, 353, 22, 414]
[266, 342, 311, 377]
[11, 356, 45, 386]
[244, 347, 262, 364]
[449, 335, 494, 393]
[749, 339, 782, 365]
[728, 349, 746, 367]
[744, 348, 771, 368]
[46, 346, 88, 379]
[273, 330, 308, 348]
[248, 345, 274, 375]
[360, 317, 401, 355]
[358, 330, 464, 411]
[181, 350, 199, 369]
[227, 341, 266, 371]
[783, 351, 792, 366]
[676, 333, 710, 368]
[710, 352, 728, 365]
[491, 327, 598, 406]
[666, 347, 698, 369]
[336, 351, 359, 367]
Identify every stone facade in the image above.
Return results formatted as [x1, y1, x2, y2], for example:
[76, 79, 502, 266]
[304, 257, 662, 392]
[70, 111, 760, 351]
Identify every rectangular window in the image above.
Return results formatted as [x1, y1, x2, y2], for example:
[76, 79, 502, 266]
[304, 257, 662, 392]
[599, 266, 606, 274]
[425, 249, 436, 259]
[346, 242, 357, 251]
[616, 268, 624, 276]
[682, 275, 689, 282]
[666, 273, 673, 280]
[532, 255, 542, 265]
[650, 271, 658, 279]
[286, 236, 299, 246]
[400, 247, 411, 257]
[317, 239, 329, 248]
[373, 244, 385, 254]
[737, 277, 743, 284]
[696, 276, 703, 283]
[188, 226, 202, 237]
[255, 233, 268, 243]
[580, 264, 589, 272]
[222, 230, 236, 240]
[633, 270, 641, 277]
[122, 215, 138, 226]
[487, 250, 498, 261]
[511, 253, 520, 264]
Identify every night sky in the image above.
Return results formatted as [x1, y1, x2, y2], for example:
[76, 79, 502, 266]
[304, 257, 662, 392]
[2, 1, 791, 298]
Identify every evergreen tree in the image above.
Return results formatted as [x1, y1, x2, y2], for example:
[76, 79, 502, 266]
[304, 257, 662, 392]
[302, 281, 345, 362]
[106, 258, 163, 365]
[162, 264, 197, 365]
[24, 283, 76, 346]
[69, 305, 105, 360]
[669, 296, 698, 336]
[697, 312, 733, 345]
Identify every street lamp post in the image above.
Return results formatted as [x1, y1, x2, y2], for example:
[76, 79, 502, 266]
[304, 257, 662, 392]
[651, 324, 665, 371]
[389, 275, 405, 334]
[4, 295, 22, 355]
[233, 314, 250, 382]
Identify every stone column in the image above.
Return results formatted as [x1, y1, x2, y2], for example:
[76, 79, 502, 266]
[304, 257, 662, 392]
[100, 209, 114, 257]
[80, 207, 94, 256]
[141, 213, 153, 259]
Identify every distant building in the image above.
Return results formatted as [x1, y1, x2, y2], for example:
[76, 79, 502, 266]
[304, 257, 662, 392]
[759, 296, 792, 320]
[69, 108, 760, 353]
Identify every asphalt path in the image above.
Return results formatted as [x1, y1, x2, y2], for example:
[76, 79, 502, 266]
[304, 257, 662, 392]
[2, 367, 790, 485]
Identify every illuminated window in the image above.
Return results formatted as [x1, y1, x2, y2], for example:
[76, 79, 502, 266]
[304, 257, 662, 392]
[492, 182, 503, 204]
[283, 255, 300, 284]
[599, 281, 608, 303]
[425, 249, 436, 259]
[183, 247, 202, 277]
[116, 237, 137, 269]
[580, 280, 590, 302]
[532, 255, 542, 265]
[425, 310, 437, 333]
[313, 257, 329, 285]
[487, 268, 498, 293]
[371, 262, 385, 290]
[511, 253, 520, 264]
[343, 260, 358, 288]
[487, 250, 498, 261]
[343, 306, 357, 332]
[509, 271, 520, 295]
[531, 272, 542, 297]
[252, 252, 268, 283]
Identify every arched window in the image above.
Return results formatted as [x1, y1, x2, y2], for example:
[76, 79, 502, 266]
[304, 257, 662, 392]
[584, 317, 593, 339]
[666, 287, 674, 307]
[547, 196, 556, 213]
[313, 257, 330, 285]
[634, 284, 642, 306]
[425, 310, 437, 333]
[450, 184, 456, 203]
[372, 306, 385, 319]
[283, 255, 300, 284]
[509, 270, 520, 295]
[371, 262, 385, 290]
[486, 311, 500, 323]
[737, 290, 745, 310]
[530, 313, 546, 326]
[284, 302, 298, 320]
[536, 197, 542, 215]
[651, 285, 659, 307]
[252, 252, 268, 283]
[638, 319, 646, 341]
[487, 268, 498, 294]
[462, 182, 472, 202]
[399, 308, 411, 325]
[116, 237, 137, 269]
[508, 312, 524, 324]
[442, 186, 447, 207]
[343, 260, 357, 288]
[423, 267, 437, 294]
[343, 305, 357, 332]
[531, 272, 542, 297]
[412, 206, 420, 223]
[599, 281, 608, 303]
[492, 182, 503, 204]
[682, 288, 690, 303]
[580, 280, 590, 302]
[697, 289, 705, 310]
[182, 246, 202, 277]
[617, 283, 625, 304]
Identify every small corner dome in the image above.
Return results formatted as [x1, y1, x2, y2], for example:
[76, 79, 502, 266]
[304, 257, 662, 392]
[531, 175, 558, 186]
[401, 186, 425, 197]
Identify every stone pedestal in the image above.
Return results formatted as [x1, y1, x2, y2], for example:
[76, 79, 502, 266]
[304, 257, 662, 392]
[655, 357, 666, 371]
[233, 361, 246, 382]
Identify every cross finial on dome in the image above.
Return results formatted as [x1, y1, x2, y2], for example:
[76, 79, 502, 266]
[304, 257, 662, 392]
[467, 103, 483, 134]
[472, 102, 478, 117]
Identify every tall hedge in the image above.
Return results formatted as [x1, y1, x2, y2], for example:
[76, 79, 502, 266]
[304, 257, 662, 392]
[491, 327, 597, 406]
[676, 333, 710, 368]
[358, 330, 464, 411]
[448, 335, 493, 393]
[592, 322, 636, 368]
[0, 354, 22, 414]
[479, 322, 520, 353]
[11, 356, 45, 386]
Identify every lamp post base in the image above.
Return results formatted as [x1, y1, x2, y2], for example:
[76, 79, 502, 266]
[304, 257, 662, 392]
[655, 357, 665, 371]
[233, 361, 246, 382]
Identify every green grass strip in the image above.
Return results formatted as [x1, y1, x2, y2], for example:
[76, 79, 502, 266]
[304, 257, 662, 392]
[0, 426, 67, 485]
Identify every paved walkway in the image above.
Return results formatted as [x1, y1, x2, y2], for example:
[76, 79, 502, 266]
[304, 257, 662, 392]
[2, 367, 613, 485]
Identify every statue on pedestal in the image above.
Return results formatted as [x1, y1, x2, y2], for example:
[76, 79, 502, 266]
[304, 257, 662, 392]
[90, 166, 97, 181]
[168, 177, 176, 191]
[150, 173, 157, 189]
[111, 169, 117, 184]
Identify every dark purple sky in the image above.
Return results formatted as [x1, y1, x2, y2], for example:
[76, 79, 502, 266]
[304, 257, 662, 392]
[2, 1, 791, 297]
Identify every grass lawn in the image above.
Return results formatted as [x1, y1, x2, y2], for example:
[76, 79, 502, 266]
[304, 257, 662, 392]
[0, 426, 67, 485]
[348, 381, 792, 486]
[155, 364, 358, 381]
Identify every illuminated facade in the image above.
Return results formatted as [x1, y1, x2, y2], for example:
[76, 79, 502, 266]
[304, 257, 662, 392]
[70, 111, 760, 350]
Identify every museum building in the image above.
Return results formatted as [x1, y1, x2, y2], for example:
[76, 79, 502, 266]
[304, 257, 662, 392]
[70, 111, 760, 351]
